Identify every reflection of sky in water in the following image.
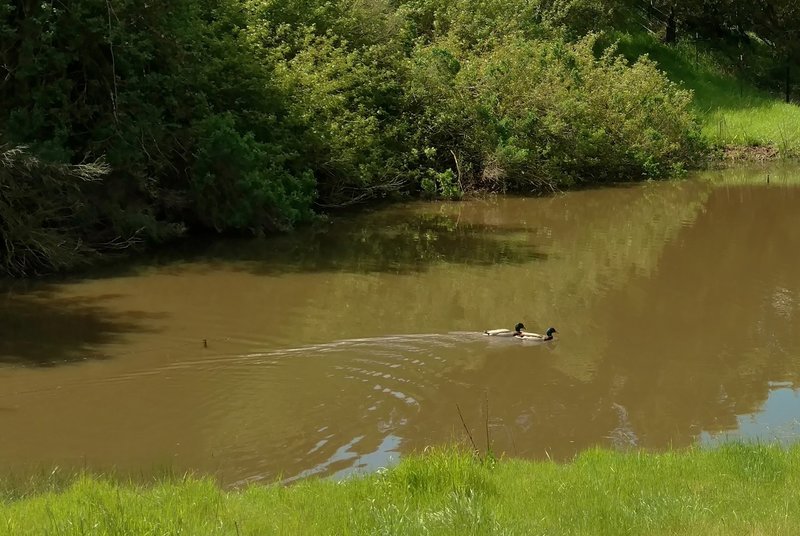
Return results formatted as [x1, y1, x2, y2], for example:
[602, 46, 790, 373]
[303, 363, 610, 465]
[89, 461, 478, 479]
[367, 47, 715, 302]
[701, 386, 800, 446]
[330, 434, 402, 481]
[283, 434, 402, 483]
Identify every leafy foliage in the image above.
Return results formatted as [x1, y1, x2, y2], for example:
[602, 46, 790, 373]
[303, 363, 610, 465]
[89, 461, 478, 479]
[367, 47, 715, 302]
[190, 113, 314, 232]
[0, 0, 712, 275]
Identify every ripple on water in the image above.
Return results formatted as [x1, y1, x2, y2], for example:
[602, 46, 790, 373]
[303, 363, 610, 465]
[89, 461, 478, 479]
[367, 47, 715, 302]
[185, 332, 494, 484]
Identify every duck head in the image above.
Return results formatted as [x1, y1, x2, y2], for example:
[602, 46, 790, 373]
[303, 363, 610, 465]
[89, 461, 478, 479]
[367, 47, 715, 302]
[546, 327, 557, 337]
[515, 322, 526, 332]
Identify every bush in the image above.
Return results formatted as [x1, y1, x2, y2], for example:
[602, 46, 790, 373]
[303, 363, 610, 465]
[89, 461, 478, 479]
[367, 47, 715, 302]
[405, 33, 704, 191]
[190, 114, 315, 232]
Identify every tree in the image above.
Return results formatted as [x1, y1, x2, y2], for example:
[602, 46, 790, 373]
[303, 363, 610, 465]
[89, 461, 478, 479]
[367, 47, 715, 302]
[754, 0, 800, 102]
[0, 145, 116, 276]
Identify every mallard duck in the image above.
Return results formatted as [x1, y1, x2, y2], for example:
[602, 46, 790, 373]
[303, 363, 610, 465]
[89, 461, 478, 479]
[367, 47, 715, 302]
[517, 327, 558, 341]
[484, 323, 527, 337]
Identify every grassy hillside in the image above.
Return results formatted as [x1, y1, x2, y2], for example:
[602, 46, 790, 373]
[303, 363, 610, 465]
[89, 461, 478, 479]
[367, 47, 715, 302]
[4, 444, 800, 535]
[615, 32, 800, 156]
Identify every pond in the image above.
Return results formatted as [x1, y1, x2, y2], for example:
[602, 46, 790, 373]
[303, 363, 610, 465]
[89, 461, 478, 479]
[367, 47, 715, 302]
[1, 163, 799, 486]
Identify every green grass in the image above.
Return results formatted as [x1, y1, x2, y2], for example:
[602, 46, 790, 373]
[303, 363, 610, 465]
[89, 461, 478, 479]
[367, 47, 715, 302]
[614, 32, 800, 155]
[4, 444, 800, 535]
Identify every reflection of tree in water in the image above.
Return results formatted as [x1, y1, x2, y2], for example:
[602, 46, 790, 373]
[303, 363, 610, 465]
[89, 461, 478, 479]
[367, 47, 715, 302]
[96, 181, 709, 283]
[568, 186, 800, 454]
[147, 211, 545, 274]
[269, 213, 544, 273]
[0, 289, 163, 366]
[407, 184, 800, 460]
[602, 186, 800, 447]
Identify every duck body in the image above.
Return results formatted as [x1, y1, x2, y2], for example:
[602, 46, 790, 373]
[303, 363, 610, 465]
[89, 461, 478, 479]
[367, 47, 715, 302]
[484, 328, 518, 337]
[485, 322, 527, 337]
[516, 327, 558, 341]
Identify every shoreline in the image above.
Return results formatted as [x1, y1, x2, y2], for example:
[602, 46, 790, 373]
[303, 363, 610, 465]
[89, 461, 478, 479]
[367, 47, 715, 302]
[1, 155, 797, 282]
[713, 144, 795, 164]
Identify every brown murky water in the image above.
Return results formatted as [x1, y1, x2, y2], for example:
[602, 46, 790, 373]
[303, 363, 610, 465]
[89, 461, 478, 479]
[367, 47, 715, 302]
[2, 164, 800, 485]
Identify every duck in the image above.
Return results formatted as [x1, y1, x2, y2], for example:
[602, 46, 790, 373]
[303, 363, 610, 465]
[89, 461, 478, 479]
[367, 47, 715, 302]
[517, 327, 558, 341]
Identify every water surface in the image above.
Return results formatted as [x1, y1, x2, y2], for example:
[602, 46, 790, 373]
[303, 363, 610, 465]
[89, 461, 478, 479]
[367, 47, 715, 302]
[1, 164, 799, 485]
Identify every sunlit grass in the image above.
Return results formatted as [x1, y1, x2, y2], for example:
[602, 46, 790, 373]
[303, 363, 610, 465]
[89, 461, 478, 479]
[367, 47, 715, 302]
[702, 103, 800, 154]
[614, 32, 800, 156]
[4, 444, 800, 535]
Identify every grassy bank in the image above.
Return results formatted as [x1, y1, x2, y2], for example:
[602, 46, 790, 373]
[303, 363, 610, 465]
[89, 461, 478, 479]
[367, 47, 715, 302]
[4, 444, 800, 535]
[615, 33, 800, 157]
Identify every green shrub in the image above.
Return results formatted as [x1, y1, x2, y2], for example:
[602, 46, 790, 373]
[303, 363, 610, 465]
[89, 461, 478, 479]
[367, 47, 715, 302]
[405, 33, 705, 191]
[190, 114, 315, 232]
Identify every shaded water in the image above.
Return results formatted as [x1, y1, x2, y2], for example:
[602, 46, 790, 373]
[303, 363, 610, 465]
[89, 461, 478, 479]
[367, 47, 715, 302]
[1, 164, 800, 485]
